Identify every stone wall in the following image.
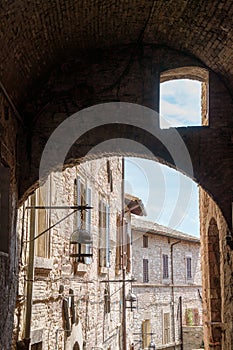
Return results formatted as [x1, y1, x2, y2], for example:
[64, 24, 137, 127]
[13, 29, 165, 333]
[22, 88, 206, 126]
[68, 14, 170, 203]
[14, 157, 134, 349]
[131, 218, 202, 349]
[199, 189, 233, 350]
[183, 326, 204, 350]
[0, 90, 21, 349]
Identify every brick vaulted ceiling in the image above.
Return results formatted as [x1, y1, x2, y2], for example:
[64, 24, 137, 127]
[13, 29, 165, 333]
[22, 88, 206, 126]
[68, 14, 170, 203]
[0, 0, 233, 112]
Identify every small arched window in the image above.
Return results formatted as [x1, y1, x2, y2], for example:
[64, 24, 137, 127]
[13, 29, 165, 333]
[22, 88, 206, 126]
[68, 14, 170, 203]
[160, 67, 209, 129]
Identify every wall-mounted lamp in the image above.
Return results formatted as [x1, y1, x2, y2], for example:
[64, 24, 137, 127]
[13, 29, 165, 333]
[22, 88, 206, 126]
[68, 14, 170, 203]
[70, 228, 93, 262]
[126, 291, 137, 311]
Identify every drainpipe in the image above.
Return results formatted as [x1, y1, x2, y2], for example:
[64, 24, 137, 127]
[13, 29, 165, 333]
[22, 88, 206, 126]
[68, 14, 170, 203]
[170, 240, 181, 348]
[23, 195, 36, 349]
[179, 296, 183, 350]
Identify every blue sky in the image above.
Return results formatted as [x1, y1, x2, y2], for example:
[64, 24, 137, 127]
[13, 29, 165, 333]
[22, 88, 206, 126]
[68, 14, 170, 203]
[125, 79, 201, 237]
[160, 79, 202, 128]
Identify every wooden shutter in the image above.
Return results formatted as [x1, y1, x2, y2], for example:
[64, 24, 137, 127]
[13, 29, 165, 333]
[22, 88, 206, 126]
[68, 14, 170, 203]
[142, 319, 151, 348]
[186, 257, 192, 279]
[105, 203, 110, 267]
[163, 254, 169, 279]
[193, 308, 199, 326]
[35, 186, 48, 258]
[0, 166, 10, 253]
[115, 214, 122, 274]
[99, 199, 105, 268]
[143, 259, 149, 283]
[122, 218, 128, 268]
[77, 177, 81, 229]
[163, 313, 170, 344]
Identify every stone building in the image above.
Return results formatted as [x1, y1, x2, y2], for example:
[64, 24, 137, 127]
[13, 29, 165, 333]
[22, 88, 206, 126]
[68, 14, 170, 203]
[14, 157, 138, 350]
[1, 2, 233, 349]
[131, 217, 203, 350]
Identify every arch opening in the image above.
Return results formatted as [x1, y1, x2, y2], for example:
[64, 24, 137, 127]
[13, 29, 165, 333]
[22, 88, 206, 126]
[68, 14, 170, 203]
[160, 67, 209, 129]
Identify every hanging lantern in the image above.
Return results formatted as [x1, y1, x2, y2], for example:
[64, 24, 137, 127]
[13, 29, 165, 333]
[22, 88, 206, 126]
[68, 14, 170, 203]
[126, 290, 137, 311]
[70, 228, 93, 262]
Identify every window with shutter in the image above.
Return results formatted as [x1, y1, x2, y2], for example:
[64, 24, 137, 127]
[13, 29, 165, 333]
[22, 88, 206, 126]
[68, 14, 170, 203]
[115, 214, 122, 274]
[163, 312, 171, 344]
[106, 204, 110, 267]
[186, 257, 192, 279]
[35, 182, 50, 258]
[142, 319, 151, 348]
[99, 197, 110, 269]
[163, 254, 169, 279]
[143, 259, 149, 283]
[185, 308, 200, 326]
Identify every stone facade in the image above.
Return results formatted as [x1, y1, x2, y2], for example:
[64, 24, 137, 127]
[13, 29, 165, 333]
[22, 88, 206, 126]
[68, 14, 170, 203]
[131, 218, 203, 350]
[14, 157, 135, 350]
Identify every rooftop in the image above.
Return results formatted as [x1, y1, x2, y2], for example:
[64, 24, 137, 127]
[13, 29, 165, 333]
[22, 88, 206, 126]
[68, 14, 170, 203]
[131, 217, 200, 243]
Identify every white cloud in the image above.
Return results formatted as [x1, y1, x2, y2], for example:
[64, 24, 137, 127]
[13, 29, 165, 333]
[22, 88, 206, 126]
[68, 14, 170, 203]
[160, 79, 202, 128]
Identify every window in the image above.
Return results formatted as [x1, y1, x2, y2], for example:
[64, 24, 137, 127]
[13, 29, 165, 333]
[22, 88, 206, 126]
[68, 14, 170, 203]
[163, 254, 169, 279]
[160, 67, 209, 129]
[31, 342, 43, 350]
[99, 196, 110, 268]
[142, 319, 151, 348]
[115, 215, 131, 273]
[143, 259, 149, 283]
[163, 313, 171, 344]
[186, 257, 192, 279]
[0, 166, 10, 254]
[34, 181, 50, 258]
[74, 176, 92, 264]
[115, 214, 122, 273]
[143, 235, 148, 248]
[185, 308, 200, 326]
